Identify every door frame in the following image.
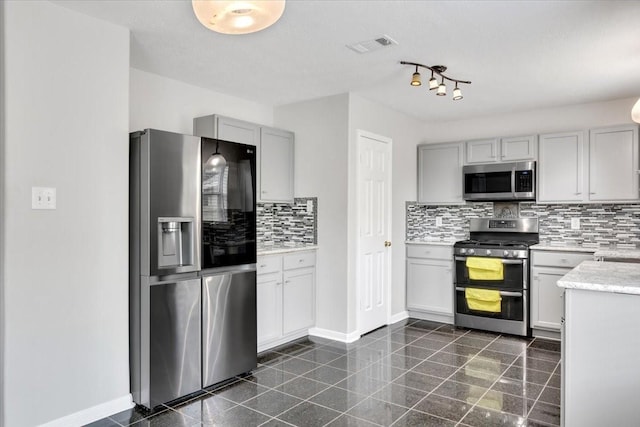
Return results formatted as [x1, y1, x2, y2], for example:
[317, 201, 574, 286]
[354, 129, 392, 336]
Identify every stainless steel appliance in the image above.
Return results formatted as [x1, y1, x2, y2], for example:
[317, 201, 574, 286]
[130, 129, 257, 410]
[200, 137, 257, 389]
[463, 161, 535, 201]
[130, 129, 202, 409]
[453, 218, 539, 336]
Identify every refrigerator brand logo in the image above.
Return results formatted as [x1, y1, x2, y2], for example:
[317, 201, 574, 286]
[247, 149, 254, 153]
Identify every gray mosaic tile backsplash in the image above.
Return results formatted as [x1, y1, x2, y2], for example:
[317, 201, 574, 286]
[257, 197, 317, 246]
[407, 202, 640, 248]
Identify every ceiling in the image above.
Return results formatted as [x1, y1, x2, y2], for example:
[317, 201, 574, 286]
[53, 0, 640, 123]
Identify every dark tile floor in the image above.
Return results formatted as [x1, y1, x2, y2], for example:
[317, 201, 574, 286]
[87, 319, 561, 427]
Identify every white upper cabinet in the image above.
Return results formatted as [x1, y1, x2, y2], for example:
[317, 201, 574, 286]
[213, 116, 260, 146]
[465, 138, 499, 164]
[589, 125, 639, 202]
[260, 127, 295, 203]
[538, 125, 639, 203]
[418, 142, 464, 204]
[465, 136, 536, 164]
[538, 131, 586, 203]
[500, 135, 537, 161]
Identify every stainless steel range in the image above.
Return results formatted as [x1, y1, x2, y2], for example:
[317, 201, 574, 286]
[453, 218, 539, 336]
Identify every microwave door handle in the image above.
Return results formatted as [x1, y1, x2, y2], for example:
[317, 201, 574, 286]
[511, 165, 516, 198]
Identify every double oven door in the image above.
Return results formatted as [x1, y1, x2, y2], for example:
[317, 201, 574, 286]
[454, 253, 529, 336]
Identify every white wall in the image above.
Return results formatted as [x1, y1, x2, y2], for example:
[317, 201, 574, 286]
[130, 68, 273, 134]
[3, 2, 130, 426]
[348, 95, 424, 330]
[274, 94, 351, 335]
[423, 97, 639, 143]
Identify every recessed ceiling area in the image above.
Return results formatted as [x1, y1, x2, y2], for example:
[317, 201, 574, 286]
[52, 0, 640, 123]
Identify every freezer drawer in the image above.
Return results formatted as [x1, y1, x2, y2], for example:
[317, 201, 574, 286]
[149, 278, 201, 408]
[202, 270, 257, 388]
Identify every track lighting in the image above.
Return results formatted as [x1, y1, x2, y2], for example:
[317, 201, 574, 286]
[453, 84, 463, 101]
[428, 71, 438, 90]
[411, 66, 421, 86]
[437, 78, 446, 96]
[401, 60, 471, 101]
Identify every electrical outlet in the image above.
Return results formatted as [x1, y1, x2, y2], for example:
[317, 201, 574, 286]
[571, 217, 580, 230]
[32, 187, 56, 210]
[436, 216, 443, 226]
[306, 200, 314, 213]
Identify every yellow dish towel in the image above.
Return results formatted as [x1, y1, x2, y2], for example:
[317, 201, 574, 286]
[466, 257, 504, 281]
[465, 287, 502, 313]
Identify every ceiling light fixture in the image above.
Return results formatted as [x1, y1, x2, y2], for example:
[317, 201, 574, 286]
[192, 0, 286, 35]
[632, 98, 640, 123]
[411, 66, 422, 86]
[401, 61, 471, 101]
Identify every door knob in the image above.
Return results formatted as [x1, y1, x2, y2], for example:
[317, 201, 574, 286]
[384, 241, 392, 247]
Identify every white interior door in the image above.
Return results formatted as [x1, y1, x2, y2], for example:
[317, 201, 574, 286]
[357, 131, 392, 335]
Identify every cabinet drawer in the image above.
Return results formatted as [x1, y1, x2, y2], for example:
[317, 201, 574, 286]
[407, 245, 452, 260]
[531, 251, 594, 268]
[283, 251, 316, 270]
[257, 255, 282, 275]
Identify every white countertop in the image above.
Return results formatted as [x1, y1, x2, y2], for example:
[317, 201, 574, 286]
[558, 260, 640, 295]
[530, 243, 597, 253]
[257, 244, 318, 255]
[593, 248, 640, 260]
[405, 239, 457, 246]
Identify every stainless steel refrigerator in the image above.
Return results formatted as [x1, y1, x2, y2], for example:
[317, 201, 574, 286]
[130, 129, 257, 410]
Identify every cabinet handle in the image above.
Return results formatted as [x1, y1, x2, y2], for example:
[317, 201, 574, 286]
[285, 280, 291, 284]
[276, 282, 282, 286]
[259, 264, 267, 268]
[560, 259, 568, 263]
[298, 259, 304, 263]
[590, 192, 596, 195]
[574, 192, 582, 195]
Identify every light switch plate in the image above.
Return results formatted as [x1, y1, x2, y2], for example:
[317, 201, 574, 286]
[571, 217, 580, 230]
[436, 216, 443, 226]
[32, 187, 56, 210]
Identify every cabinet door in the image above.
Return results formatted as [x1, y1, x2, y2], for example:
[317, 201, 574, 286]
[406, 258, 453, 315]
[500, 135, 537, 161]
[531, 266, 566, 331]
[260, 127, 294, 203]
[589, 125, 639, 202]
[257, 274, 282, 345]
[538, 131, 586, 202]
[283, 267, 314, 334]
[215, 116, 260, 146]
[417, 143, 464, 204]
[465, 138, 499, 164]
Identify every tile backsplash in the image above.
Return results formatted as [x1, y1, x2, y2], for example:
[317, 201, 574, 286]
[257, 197, 317, 246]
[407, 201, 640, 248]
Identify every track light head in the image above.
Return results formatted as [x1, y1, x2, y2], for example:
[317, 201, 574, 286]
[437, 79, 446, 96]
[411, 69, 422, 86]
[428, 71, 438, 90]
[453, 85, 463, 101]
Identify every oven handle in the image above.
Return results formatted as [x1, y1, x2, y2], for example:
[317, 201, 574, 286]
[455, 256, 524, 265]
[455, 286, 523, 297]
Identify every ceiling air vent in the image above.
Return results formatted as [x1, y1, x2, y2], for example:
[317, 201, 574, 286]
[346, 34, 398, 54]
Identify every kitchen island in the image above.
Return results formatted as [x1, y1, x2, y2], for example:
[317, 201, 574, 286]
[558, 261, 640, 427]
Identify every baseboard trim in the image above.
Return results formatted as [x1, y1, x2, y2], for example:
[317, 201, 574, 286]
[388, 311, 409, 324]
[408, 310, 454, 324]
[39, 394, 133, 427]
[308, 327, 360, 343]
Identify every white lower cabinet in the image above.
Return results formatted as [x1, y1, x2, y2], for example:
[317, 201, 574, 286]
[406, 244, 454, 323]
[257, 250, 316, 351]
[530, 249, 594, 337]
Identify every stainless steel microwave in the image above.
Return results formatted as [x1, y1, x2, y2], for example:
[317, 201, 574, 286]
[463, 161, 536, 201]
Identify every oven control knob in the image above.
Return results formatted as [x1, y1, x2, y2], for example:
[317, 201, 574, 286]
[460, 248, 467, 255]
[504, 250, 510, 257]
[468, 249, 475, 255]
[486, 250, 491, 256]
